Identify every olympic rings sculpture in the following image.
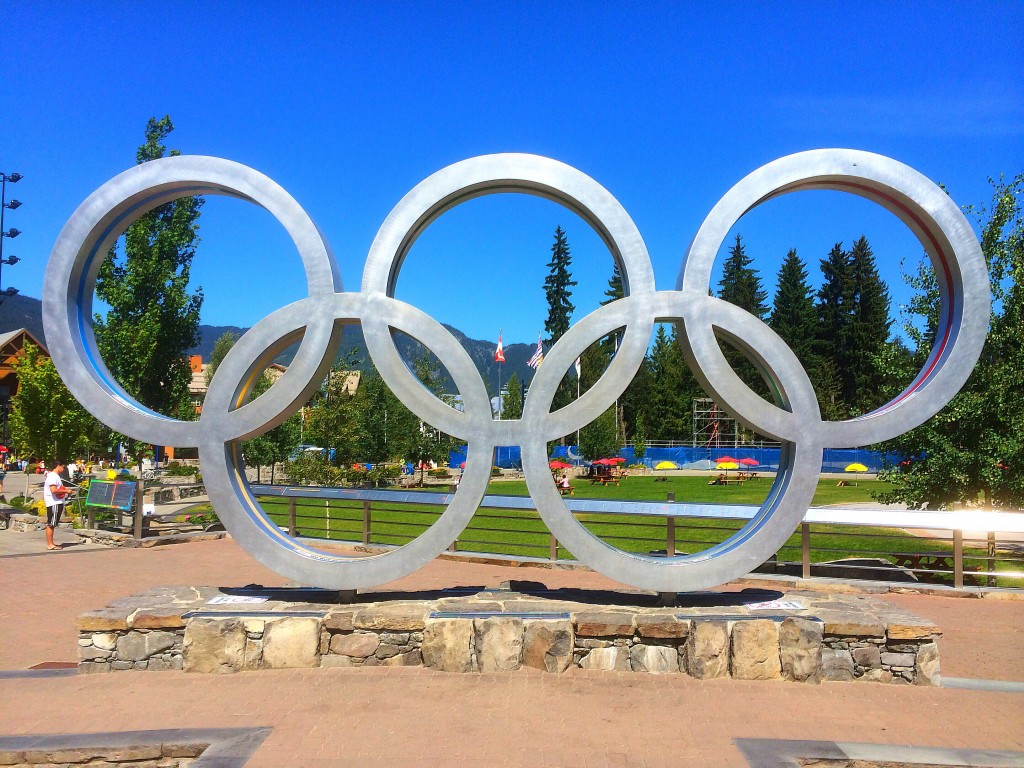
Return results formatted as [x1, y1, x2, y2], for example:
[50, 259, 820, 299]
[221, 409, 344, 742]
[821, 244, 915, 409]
[43, 150, 990, 593]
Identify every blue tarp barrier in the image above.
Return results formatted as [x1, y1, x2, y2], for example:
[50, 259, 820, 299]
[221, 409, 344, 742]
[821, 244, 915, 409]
[450, 445, 896, 473]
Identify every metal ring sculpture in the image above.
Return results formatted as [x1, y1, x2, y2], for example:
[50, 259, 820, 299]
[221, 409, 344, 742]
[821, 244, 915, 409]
[43, 150, 990, 592]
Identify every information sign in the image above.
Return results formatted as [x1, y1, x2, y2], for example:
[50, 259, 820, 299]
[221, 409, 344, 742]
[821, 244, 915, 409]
[85, 480, 137, 511]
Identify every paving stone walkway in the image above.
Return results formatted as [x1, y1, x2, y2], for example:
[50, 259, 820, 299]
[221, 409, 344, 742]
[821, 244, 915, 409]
[2, 527, 1023, 767]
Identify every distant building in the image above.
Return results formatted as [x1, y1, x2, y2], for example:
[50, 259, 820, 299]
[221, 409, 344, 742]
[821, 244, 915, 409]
[0, 329, 49, 439]
[187, 354, 359, 414]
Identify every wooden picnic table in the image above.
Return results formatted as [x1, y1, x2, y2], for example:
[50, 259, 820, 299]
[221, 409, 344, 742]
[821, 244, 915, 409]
[894, 553, 980, 586]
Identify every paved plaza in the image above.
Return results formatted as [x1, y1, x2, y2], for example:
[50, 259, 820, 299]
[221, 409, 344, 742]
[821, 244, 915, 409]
[2, 526, 1023, 767]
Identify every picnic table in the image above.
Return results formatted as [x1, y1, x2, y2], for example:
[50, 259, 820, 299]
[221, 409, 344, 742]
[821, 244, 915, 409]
[894, 553, 981, 586]
[589, 471, 625, 486]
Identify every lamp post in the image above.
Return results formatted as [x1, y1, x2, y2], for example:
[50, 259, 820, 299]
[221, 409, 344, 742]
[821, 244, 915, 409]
[1, 171, 24, 304]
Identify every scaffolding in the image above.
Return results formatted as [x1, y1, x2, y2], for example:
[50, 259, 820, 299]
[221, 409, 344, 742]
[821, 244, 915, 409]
[691, 398, 738, 449]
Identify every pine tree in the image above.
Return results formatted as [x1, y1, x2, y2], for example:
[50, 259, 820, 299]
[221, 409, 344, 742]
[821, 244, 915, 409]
[646, 324, 696, 441]
[717, 235, 770, 402]
[846, 235, 893, 409]
[816, 242, 854, 417]
[718, 235, 769, 320]
[542, 226, 578, 413]
[769, 249, 818, 365]
[543, 226, 577, 344]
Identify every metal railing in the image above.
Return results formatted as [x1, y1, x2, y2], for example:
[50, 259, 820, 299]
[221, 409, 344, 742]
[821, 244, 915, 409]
[251, 485, 1024, 590]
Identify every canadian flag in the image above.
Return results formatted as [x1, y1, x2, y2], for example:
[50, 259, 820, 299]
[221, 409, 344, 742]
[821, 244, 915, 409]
[494, 331, 505, 363]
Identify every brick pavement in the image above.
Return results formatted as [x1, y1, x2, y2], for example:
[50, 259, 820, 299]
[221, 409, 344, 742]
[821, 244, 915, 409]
[2, 529, 1023, 767]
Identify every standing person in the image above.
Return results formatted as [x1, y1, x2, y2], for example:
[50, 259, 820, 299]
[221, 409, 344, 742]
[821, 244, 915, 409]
[44, 460, 72, 551]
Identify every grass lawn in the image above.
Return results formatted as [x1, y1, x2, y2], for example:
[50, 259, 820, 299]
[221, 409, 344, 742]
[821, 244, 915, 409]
[167, 475, 1023, 588]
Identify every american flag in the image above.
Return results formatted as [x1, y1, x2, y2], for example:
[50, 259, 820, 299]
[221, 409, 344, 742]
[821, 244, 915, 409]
[527, 334, 544, 369]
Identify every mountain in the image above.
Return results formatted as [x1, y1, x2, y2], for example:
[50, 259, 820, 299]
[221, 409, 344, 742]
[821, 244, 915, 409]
[0, 294, 46, 342]
[197, 323, 538, 395]
[1, 295, 540, 396]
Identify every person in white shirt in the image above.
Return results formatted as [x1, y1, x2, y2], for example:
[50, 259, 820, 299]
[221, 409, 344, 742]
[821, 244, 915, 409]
[43, 460, 71, 551]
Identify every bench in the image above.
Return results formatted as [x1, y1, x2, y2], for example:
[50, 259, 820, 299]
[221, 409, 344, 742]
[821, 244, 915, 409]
[558, 485, 575, 496]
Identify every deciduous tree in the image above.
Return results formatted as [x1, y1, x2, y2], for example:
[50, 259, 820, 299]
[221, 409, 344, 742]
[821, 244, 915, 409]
[876, 174, 1024, 510]
[93, 116, 203, 421]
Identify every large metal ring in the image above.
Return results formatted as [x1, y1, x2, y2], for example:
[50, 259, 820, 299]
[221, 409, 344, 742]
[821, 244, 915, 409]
[44, 150, 990, 592]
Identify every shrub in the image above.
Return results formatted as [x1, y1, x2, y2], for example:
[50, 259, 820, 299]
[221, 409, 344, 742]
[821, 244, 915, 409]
[427, 468, 451, 478]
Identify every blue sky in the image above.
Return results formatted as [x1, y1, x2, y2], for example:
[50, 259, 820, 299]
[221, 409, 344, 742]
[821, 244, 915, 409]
[2, 2, 1022, 350]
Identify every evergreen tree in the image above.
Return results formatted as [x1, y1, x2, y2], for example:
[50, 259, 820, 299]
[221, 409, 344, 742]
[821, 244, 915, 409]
[717, 235, 771, 402]
[543, 226, 577, 343]
[718, 235, 769, 320]
[646, 324, 695, 442]
[542, 226, 578, 413]
[500, 373, 524, 419]
[768, 249, 818, 365]
[93, 116, 203, 420]
[846, 235, 893, 409]
[816, 242, 854, 416]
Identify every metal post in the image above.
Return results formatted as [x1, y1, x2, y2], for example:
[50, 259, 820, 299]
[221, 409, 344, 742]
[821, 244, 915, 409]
[953, 529, 964, 589]
[133, 480, 145, 539]
[362, 500, 371, 545]
[288, 498, 297, 537]
[987, 532, 996, 588]
[666, 517, 676, 557]
[87, 502, 95, 530]
[801, 522, 811, 579]
[549, 532, 558, 561]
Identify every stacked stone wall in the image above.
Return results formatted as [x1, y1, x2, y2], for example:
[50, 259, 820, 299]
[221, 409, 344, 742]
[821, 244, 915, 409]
[76, 587, 942, 685]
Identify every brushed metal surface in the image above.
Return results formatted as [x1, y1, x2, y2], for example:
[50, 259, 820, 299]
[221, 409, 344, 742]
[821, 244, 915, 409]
[44, 150, 989, 591]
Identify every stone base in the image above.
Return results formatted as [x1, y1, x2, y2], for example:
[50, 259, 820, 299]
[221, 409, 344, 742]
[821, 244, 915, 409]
[76, 584, 941, 684]
[74, 528, 226, 548]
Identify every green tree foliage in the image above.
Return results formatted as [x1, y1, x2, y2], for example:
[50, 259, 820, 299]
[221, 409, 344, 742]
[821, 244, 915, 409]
[845, 236, 893, 408]
[769, 249, 818, 366]
[579, 406, 618, 461]
[718, 235, 769, 320]
[877, 174, 1024, 510]
[500, 372, 524, 419]
[93, 116, 203, 420]
[631, 413, 647, 460]
[206, 331, 239, 385]
[355, 370, 405, 464]
[395, 354, 459, 485]
[717, 235, 771, 402]
[646, 324, 697, 442]
[815, 242, 855, 418]
[9, 342, 98, 459]
[543, 226, 577, 343]
[304, 365, 362, 467]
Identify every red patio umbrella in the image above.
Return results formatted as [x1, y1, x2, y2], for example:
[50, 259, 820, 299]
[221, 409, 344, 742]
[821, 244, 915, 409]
[609, 457, 626, 464]
[549, 460, 571, 469]
[715, 456, 738, 465]
[592, 458, 613, 465]
[739, 457, 759, 466]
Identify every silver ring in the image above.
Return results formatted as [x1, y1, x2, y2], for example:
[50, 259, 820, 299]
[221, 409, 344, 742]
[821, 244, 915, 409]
[44, 150, 990, 591]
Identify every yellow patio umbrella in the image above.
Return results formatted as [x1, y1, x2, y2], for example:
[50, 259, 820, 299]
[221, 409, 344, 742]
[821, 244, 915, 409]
[654, 460, 677, 477]
[844, 462, 868, 485]
[716, 461, 739, 475]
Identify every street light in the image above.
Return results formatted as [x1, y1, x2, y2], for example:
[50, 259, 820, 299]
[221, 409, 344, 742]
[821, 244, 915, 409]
[0, 171, 23, 303]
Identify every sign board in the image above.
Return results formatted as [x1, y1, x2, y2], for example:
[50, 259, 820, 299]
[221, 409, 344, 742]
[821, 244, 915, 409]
[85, 480, 137, 511]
